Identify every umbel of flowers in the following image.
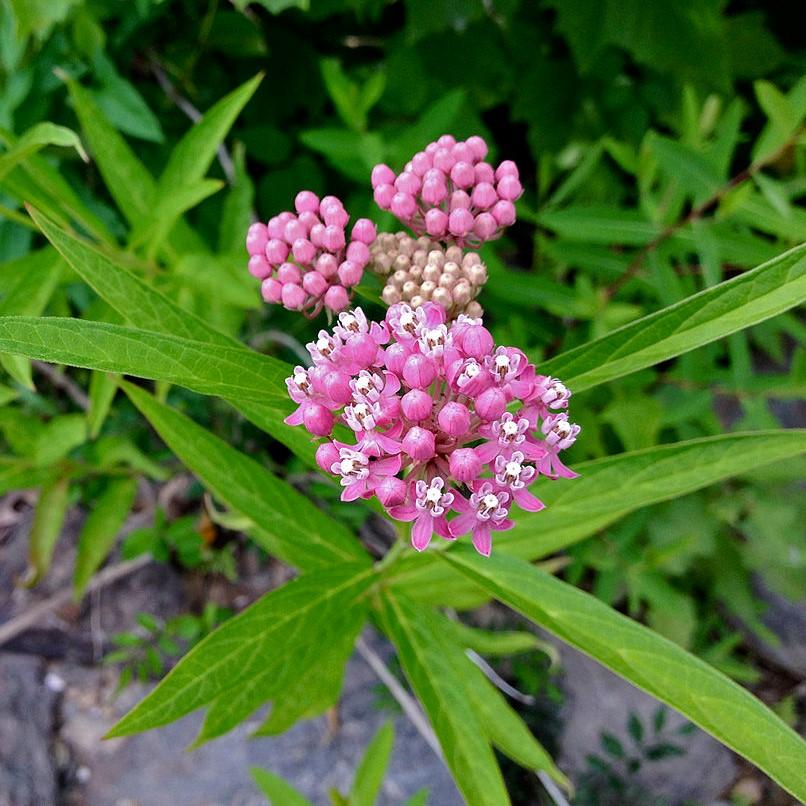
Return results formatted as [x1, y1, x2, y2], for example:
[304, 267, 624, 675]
[284, 303, 579, 556]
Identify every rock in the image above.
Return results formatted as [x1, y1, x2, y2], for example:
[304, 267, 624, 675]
[0, 654, 58, 806]
[555, 641, 737, 804]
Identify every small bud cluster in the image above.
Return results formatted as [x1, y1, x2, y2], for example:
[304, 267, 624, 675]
[369, 232, 486, 319]
[246, 191, 377, 316]
[371, 134, 523, 248]
[284, 302, 580, 557]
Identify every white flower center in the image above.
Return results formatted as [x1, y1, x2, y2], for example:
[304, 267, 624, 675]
[480, 493, 500, 513]
[425, 486, 442, 504]
[400, 310, 417, 333]
[464, 361, 480, 378]
[505, 461, 521, 479]
[554, 420, 571, 438]
[316, 336, 332, 354]
[502, 421, 519, 438]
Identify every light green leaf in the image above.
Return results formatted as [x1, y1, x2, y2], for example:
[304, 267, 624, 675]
[752, 77, 806, 162]
[0, 316, 288, 404]
[536, 205, 659, 246]
[0, 458, 52, 495]
[378, 591, 511, 806]
[122, 382, 367, 569]
[27, 475, 70, 586]
[443, 546, 806, 802]
[403, 790, 429, 806]
[73, 477, 137, 598]
[31, 414, 87, 467]
[350, 722, 394, 806]
[107, 564, 374, 737]
[439, 618, 544, 657]
[650, 135, 721, 203]
[541, 243, 806, 391]
[0, 122, 87, 180]
[87, 371, 118, 439]
[251, 768, 313, 806]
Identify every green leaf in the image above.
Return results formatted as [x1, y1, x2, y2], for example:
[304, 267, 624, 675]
[87, 371, 118, 439]
[649, 135, 721, 203]
[439, 618, 544, 657]
[0, 458, 52, 495]
[27, 475, 70, 586]
[107, 564, 373, 738]
[378, 591, 511, 806]
[442, 546, 806, 802]
[350, 722, 395, 806]
[232, 0, 309, 14]
[0, 317, 288, 404]
[73, 477, 137, 598]
[536, 205, 659, 246]
[753, 77, 806, 162]
[541, 244, 806, 391]
[251, 768, 313, 806]
[403, 791, 429, 806]
[0, 122, 87, 180]
[628, 713, 643, 743]
[122, 382, 367, 569]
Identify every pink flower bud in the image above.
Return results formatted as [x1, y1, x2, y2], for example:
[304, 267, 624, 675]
[302, 402, 334, 437]
[425, 209, 448, 237]
[403, 354, 438, 389]
[277, 262, 301, 284]
[376, 394, 401, 426]
[338, 260, 363, 287]
[425, 141, 439, 155]
[475, 386, 507, 420]
[452, 142, 473, 164]
[282, 282, 305, 310]
[351, 218, 377, 245]
[267, 215, 285, 239]
[450, 190, 471, 210]
[316, 253, 339, 278]
[466, 135, 488, 160]
[375, 476, 408, 507]
[395, 171, 421, 195]
[433, 147, 455, 173]
[492, 200, 516, 227]
[322, 225, 346, 252]
[265, 239, 289, 264]
[292, 238, 316, 265]
[421, 178, 447, 205]
[411, 151, 432, 176]
[471, 182, 497, 209]
[294, 190, 320, 213]
[448, 208, 474, 237]
[495, 160, 519, 181]
[384, 342, 409, 375]
[316, 441, 340, 473]
[474, 162, 495, 184]
[458, 324, 494, 358]
[324, 284, 349, 311]
[450, 161, 475, 188]
[324, 371, 352, 404]
[347, 332, 379, 366]
[246, 222, 268, 256]
[449, 447, 483, 482]
[437, 134, 456, 148]
[321, 202, 349, 228]
[391, 192, 416, 219]
[303, 271, 327, 296]
[438, 401, 471, 436]
[402, 426, 435, 461]
[308, 365, 330, 394]
[309, 223, 325, 247]
[373, 183, 395, 210]
[497, 175, 523, 201]
[346, 241, 370, 268]
[298, 210, 320, 232]
[283, 219, 306, 244]
[248, 254, 272, 279]
[371, 164, 396, 189]
[401, 388, 433, 421]
[473, 213, 498, 241]
[261, 277, 283, 303]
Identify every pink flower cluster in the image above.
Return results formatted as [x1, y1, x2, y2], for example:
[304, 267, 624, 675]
[371, 135, 523, 248]
[284, 302, 579, 556]
[246, 192, 377, 316]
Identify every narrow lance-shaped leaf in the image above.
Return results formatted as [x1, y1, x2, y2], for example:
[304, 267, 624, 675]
[251, 768, 313, 806]
[0, 122, 87, 180]
[443, 546, 806, 802]
[378, 590, 511, 806]
[541, 243, 806, 391]
[27, 476, 70, 586]
[387, 430, 806, 607]
[73, 477, 137, 598]
[0, 316, 288, 404]
[122, 382, 368, 569]
[87, 371, 119, 439]
[107, 564, 374, 737]
[350, 722, 395, 806]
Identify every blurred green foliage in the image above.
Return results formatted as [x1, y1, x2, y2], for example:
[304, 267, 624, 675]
[0, 0, 804, 710]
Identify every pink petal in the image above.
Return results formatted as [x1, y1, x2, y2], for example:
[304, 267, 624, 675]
[389, 502, 418, 521]
[513, 487, 545, 512]
[283, 406, 305, 426]
[449, 511, 476, 538]
[373, 454, 402, 476]
[411, 514, 434, 551]
[376, 433, 403, 454]
[472, 523, 492, 556]
[522, 439, 547, 461]
[551, 454, 579, 479]
[474, 441, 500, 464]
[433, 515, 454, 540]
[341, 480, 367, 502]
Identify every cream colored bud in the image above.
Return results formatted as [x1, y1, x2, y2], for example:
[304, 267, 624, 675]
[409, 264, 423, 281]
[452, 281, 472, 306]
[465, 301, 483, 317]
[412, 249, 428, 268]
[445, 245, 463, 263]
[399, 237, 415, 256]
[427, 249, 445, 268]
[394, 254, 411, 272]
[462, 251, 481, 267]
[417, 236, 432, 250]
[423, 264, 441, 283]
[443, 261, 461, 277]
[410, 294, 424, 308]
[382, 285, 401, 305]
[392, 269, 409, 288]
[402, 280, 418, 300]
[373, 254, 393, 274]
[438, 273, 456, 290]
[432, 287, 452, 308]
[466, 263, 488, 285]
[419, 280, 435, 300]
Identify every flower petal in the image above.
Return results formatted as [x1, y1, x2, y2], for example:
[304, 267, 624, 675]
[472, 523, 492, 556]
[341, 480, 367, 502]
[449, 511, 477, 538]
[411, 514, 434, 551]
[513, 487, 545, 512]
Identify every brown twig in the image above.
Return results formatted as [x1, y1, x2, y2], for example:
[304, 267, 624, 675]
[32, 361, 91, 411]
[604, 129, 804, 300]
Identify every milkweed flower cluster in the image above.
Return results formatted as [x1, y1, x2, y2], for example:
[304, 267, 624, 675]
[246, 191, 377, 316]
[369, 232, 486, 318]
[371, 134, 523, 248]
[284, 302, 580, 556]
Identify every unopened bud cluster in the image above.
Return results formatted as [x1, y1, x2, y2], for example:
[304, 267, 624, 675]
[369, 232, 486, 319]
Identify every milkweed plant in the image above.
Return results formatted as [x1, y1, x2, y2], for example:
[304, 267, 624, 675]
[2, 72, 805, 806]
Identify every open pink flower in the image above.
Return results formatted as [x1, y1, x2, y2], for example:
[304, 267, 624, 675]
[389, 477, 455, 551]
[450, 482, 514, 556]
[331, 448, 402, 501]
